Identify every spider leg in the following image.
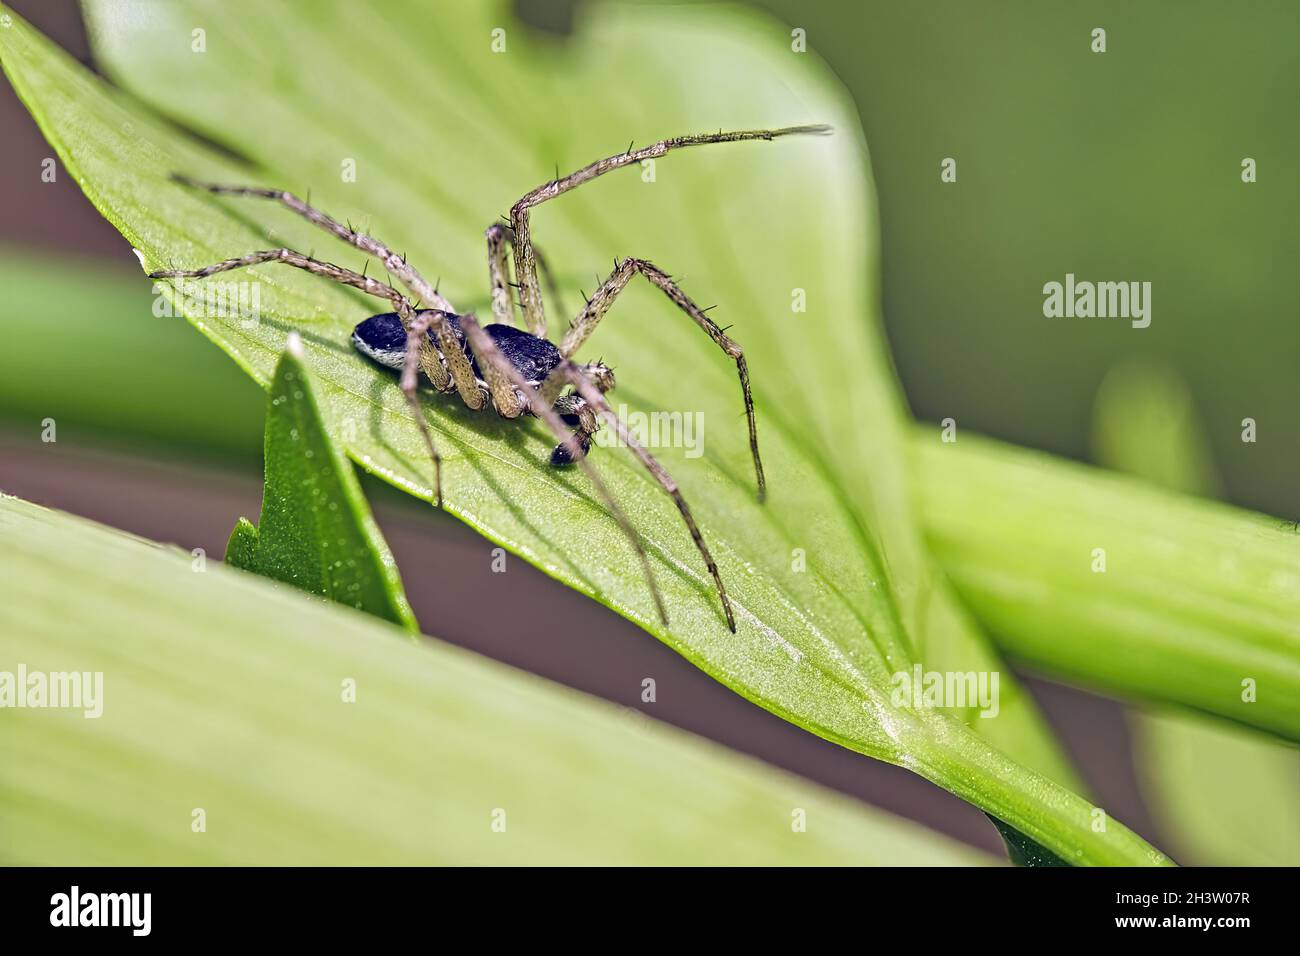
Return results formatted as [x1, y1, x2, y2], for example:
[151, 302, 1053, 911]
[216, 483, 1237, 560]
[150, 248, 451, 507]
[555, 360, 737, 632]
[455, 312, 670, 628]
[396, 310, 456, 507]
[485, 224, 517, 329]
[507, 124, 830, 337]
[532, 243, 567, 327]
[463, 321, 527, 422]
[170, 175, 454, 310]
[151, 246, 404, 310]
[557, 256, 766, 501]
[485, 222, 565, 337]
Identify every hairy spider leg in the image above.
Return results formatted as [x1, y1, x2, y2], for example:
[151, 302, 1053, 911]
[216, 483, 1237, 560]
[553, 256, 765, 500]
[507, 125, 831, 345]
[485, 222, 566, 336]
[485, 224, 516, 330]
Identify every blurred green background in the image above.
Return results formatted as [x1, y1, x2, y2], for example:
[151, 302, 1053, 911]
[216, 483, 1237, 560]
[750, 0, 1300, 518]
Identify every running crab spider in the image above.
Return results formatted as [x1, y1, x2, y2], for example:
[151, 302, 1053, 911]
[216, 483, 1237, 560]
[150, 124, 831, 632]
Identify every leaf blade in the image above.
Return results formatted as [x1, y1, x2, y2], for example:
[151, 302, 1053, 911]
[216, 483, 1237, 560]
[226, 343, 417, 630]
[0, 494, 993, 865]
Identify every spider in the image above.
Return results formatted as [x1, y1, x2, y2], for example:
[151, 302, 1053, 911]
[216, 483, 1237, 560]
[150, 124, 831, 632]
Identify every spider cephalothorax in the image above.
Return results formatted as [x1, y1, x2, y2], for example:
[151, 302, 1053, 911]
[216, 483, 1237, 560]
[150, 125, 830, 631]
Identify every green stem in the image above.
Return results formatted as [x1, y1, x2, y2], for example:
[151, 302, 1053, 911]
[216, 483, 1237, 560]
[911, 429, 1300, 741]
[907, 716, 1172, 866]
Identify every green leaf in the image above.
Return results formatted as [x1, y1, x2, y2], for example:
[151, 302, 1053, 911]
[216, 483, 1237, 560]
[2, 1, 1159, 863]
[913, 427, 1300, 741]
[0, 494, 993, 865]
[1090, 360, 1300, 867]
[226, 340, 417, 630]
